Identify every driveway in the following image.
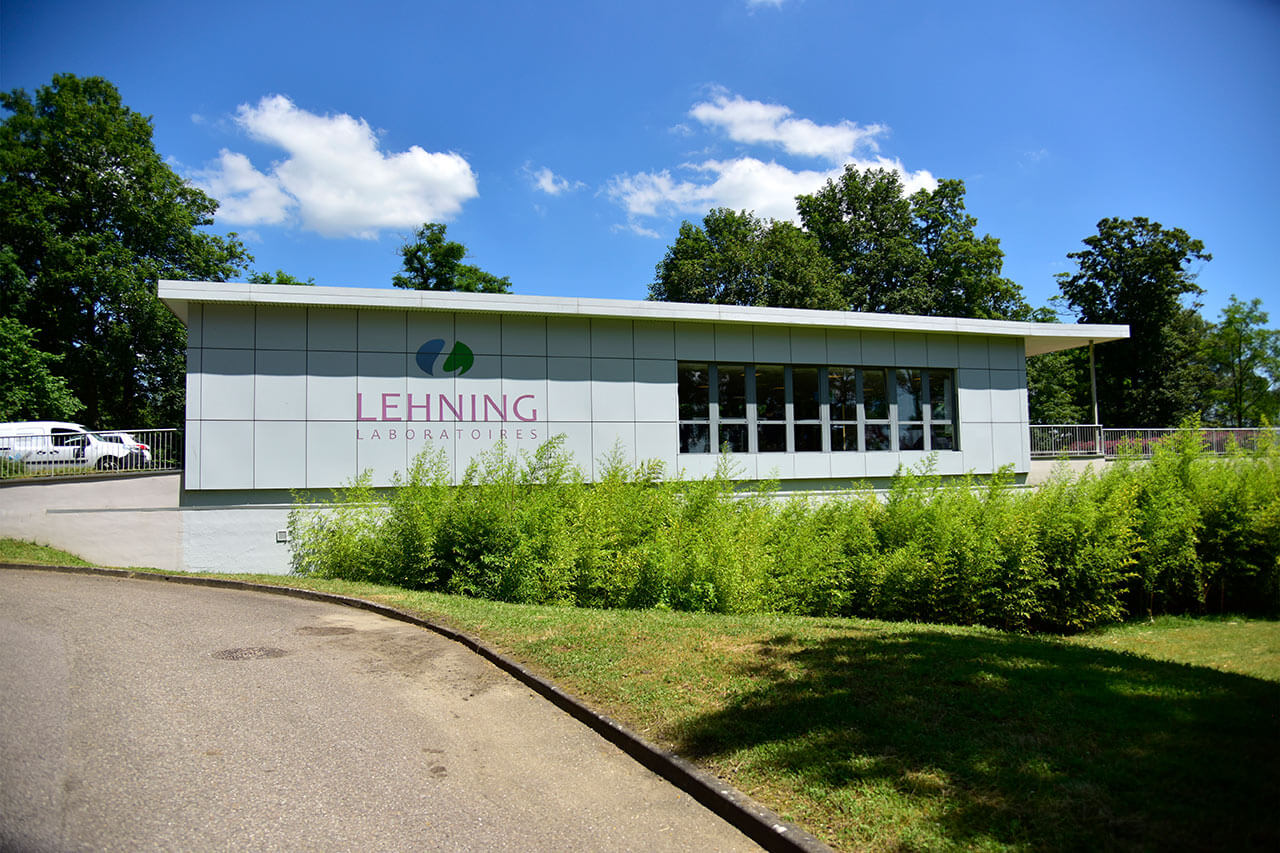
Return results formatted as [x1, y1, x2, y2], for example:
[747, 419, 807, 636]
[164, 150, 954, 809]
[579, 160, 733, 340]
[0, 569, 762, 852]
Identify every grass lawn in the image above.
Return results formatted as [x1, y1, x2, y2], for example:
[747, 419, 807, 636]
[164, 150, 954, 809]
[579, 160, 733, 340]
[4, 540, 1278, 851]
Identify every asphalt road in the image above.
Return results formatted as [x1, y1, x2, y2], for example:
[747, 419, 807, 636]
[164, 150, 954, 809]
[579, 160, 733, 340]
[0, 569, 761, 852]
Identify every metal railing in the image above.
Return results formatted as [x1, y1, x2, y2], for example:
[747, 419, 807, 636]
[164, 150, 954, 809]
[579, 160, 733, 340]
[0, 428, 183, 479]
[1030, 425, 1279, 459]
[1029, 424, 1104, 458]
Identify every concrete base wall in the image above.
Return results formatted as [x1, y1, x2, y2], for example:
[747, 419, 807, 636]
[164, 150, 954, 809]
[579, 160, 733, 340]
[0, 474, 184, 570]
[1026, 457, 1112, 486]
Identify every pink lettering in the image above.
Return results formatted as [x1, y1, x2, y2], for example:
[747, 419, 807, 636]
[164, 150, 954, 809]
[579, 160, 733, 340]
[406, 394, 430, 421]
[356, 393, 377, 421]
[483, 394, 507, 421]
[440, 395, 464, 421]
[381, 393, 401, 421]
[512, 394, 538, 422]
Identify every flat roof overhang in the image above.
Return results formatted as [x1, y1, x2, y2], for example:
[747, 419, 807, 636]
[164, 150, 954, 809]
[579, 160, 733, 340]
[159, 280, 1128, 357]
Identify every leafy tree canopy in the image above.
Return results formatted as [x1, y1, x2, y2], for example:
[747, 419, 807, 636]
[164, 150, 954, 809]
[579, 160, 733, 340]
[1201, 296, 1280, 427]
[247, 269, 315, 285]
[651, 166, 1029, 321]
[391, 223, 511, 293]
[649, 208, 842, 310]
[0, 317, 84, 421]
[1055, 217, 1212, 425]
[1, 74, 251, 428]
[795, 166, 1029, 319]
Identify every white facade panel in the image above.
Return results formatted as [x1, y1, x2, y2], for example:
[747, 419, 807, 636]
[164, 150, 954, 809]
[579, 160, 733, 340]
[306, 420, 357, 488]
[957, 336, 990, 369]
[894, 332, 928, 366]
[200, 349, 255, 420]
[989, 337, 1020, 370]
[456, 312, 502, 355]
[714, 324, 753, 361]
[962, 422, 995, 474]
[200, 420, 254, 489]
[407, 311, 453, 349]
[591, 422, 636, 479]
[634, 422, 679, 472]
[308, 308, 357, 351]
[633, 321, 675, 359]
[547, 357, 592, 421]
[254, 350, 307, 421]
[825, 329, 860, 365]
[254, 421, 307, 489]
[257, 305, 307, 350]
[927, 334, 959, 368]
[357, 309, 407, 353]
[674, 323, 714, 360]
[547, 317, 591, 357]
[790, 328, 827, 364]
[990, 370, 1024, 422]
[307, 351, 358, 421]
[187, 303, 203, 348]
[754, 327, 790, 363]
[591, 358, 636, 422]
[957, 370, 993, 422]
[501, 315, 548, 357]
[861, 330, 893, 364]
[204, 304, 255, 349]
[591, 318, 633, 358]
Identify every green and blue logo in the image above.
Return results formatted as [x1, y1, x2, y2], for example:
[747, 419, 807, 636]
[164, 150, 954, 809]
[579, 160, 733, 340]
[416, 339, 474, 376]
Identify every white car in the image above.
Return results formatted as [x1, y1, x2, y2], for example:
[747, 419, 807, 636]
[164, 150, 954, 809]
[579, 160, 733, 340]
[0, 422, 143, 473]
[97, 431, 153, 467]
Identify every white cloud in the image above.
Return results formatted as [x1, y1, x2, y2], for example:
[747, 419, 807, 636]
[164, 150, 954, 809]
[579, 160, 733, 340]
[191, 95, 478, 239]
[193, 150, 292, 225]
[690, 92, 885, 163]
[608, 90, 934, 231]
[526, 163, 583, 196]
[611, 222, 662, 239]
[609, 155, 935, 226]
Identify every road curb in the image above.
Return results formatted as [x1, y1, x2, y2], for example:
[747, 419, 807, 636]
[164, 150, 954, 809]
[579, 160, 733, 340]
[3, 563, 832, 853]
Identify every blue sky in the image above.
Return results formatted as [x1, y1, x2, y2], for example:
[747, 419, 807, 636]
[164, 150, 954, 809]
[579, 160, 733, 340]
[4, 0, 1277, 321]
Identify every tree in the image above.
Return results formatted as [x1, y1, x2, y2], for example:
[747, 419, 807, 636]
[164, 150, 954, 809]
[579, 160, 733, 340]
[1055, 217, 1212, 426]
[649, 208, 842, 309]
[1, 74, 251, 429]
[1201, 296, 1280, 426]
[1023, 307, 1091, 424]
[248, 269, 315, 285]
[0, 317, 84, 421]
[795, 166, 1029, 319]
[391, 223, 511, 293]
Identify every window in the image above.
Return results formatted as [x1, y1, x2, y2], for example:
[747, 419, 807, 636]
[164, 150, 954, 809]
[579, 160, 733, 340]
[678, 363, 710, 453]
[678, 361, 959, 454]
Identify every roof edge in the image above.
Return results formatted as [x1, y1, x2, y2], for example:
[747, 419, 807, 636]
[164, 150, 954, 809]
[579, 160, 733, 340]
[158, 280, 1128, 354]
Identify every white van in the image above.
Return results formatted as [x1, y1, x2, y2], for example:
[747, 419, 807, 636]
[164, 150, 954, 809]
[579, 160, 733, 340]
[0, 421, 145, 474]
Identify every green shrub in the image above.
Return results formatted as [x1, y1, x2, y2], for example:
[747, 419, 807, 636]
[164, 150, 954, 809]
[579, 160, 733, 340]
[288, 432, 1280, 632]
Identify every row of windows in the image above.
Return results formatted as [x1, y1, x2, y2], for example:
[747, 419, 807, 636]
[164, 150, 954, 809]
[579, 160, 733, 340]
[677, 363, 957, 454]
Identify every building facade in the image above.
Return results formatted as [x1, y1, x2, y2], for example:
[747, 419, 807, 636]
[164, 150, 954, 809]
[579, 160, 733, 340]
[151, 281, 1126, 572]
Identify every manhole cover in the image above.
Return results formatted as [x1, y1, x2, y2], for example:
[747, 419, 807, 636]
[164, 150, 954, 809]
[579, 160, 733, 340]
[211, 647, 289, 661]
[295, 626, 356, 636]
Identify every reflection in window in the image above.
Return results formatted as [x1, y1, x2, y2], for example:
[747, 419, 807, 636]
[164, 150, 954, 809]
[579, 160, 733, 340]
[676, 361, 959, 455]
[678, 363, 709, 420]
[717, 365, 746, 419]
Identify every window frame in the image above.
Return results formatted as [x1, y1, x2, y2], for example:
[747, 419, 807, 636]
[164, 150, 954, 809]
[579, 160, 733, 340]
[676, 361, 960, 455]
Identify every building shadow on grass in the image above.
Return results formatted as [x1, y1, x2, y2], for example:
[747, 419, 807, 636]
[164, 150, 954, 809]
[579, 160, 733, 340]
[672, 629, 1280, 851]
